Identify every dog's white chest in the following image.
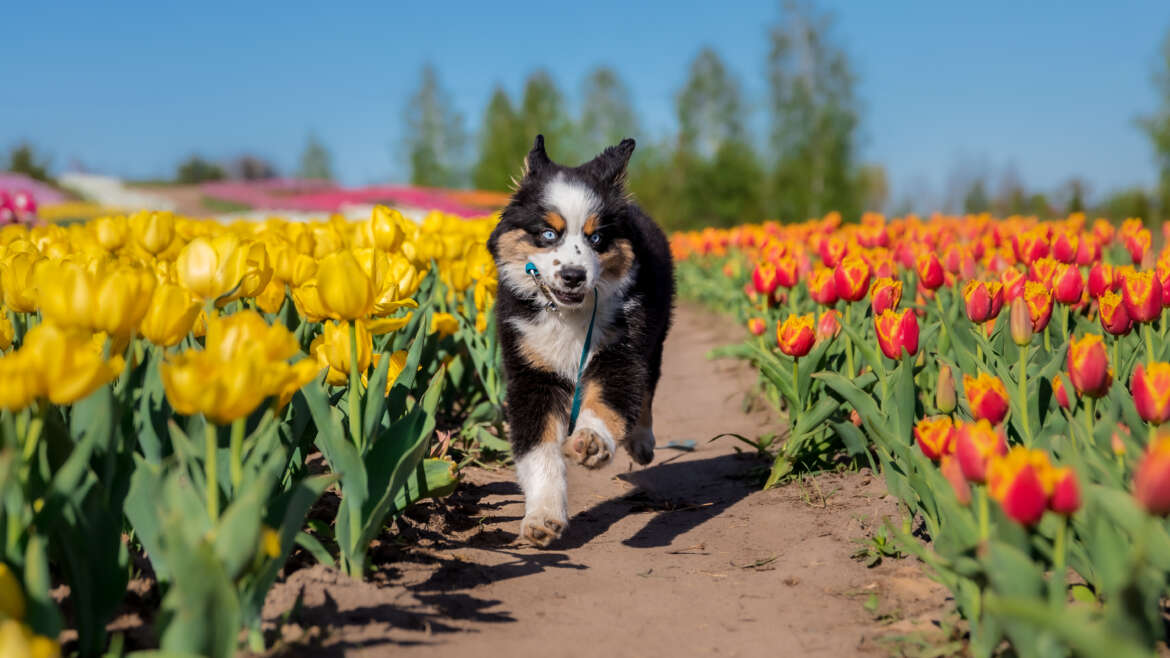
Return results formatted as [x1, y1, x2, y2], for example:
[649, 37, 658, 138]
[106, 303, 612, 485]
[509, 302, 618, 382]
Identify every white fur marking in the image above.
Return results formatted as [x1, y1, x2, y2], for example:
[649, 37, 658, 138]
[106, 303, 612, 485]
[574, 408, 617, 456]
[514, 440, 567, 525]
[528, 176, 602, 291]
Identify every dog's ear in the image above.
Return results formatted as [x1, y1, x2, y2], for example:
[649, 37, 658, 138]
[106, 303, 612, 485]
[523, 134, 552, 177]
[590, 138, 636, 188]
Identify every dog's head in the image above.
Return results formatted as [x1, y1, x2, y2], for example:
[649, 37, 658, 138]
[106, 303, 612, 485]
[488, 135, 638, 309]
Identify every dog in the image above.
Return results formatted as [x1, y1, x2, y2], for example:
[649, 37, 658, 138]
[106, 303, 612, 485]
[487, 135, 675, 547]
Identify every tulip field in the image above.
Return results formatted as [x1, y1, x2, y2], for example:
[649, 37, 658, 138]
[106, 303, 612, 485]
[0, 207, 502, 656]
[671, 212, 1170, 657]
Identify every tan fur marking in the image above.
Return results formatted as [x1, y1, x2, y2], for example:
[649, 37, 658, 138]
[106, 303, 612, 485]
[495, 228, 539, 263]
[600, 238, 635, 280]
[516, 338, 556, 373]
[539, 409, 563, 445]
[583, 213, 599, 235]
[583, 380, 628, 440]
[545, 211, 566, 232]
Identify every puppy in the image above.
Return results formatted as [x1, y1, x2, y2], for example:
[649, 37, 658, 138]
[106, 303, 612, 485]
[487, 135, 675, 547]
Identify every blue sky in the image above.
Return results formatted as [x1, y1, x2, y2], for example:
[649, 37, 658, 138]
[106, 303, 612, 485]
[3, 1, 1169, 207]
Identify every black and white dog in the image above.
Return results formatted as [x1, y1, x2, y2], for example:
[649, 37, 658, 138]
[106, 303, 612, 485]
[487, 135, 675, 547]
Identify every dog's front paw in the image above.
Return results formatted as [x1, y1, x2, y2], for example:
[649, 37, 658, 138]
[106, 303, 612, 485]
[624, 426, 656, 466]
[520, 511, 566, 548]
[565, 427, 613, 469]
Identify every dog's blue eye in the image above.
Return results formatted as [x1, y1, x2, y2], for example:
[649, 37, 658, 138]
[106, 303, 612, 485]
[541, 229, 557, 241]
[589, 233, 601, 245]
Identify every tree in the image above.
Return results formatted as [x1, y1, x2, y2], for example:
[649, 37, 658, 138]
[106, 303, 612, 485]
[175, 155, 225, 184]
[472, 86, 526, 191]
[963, 179, 990, 214]
[677, 48, 745, 158]
[297, 134, 334, 181]
[5, 143, 52, 182]
[228, 155, 278, 181]
[1061, 178, 1088, 215]
[766, 0, 861, 221]
[1138, 27, 1170, 221]
[405, 64, 467, 188]
[1097, 187, 1153, 222]
[579, 67, 638, 158]
[856, 164, 888, 213]
[518, 71, 574, 161]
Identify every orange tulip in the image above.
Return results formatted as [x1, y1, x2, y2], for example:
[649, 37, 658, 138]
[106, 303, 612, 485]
[833, 255, 870, 302]
[1122, 269, 1162, 323]
[1066, 334, 1111, 398]
[874, 309, 919, 360]
[1132, 362, 1170, 425]
[964, 372, 1009, 424]
[869, 276, 902, 315]
[988, 447, 1053, 526]
[777, 314, 815, 358]
[1135, 433, 1170, 515]
[915, 416, 956, 461]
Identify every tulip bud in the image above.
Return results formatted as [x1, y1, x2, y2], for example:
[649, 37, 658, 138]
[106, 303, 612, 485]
[1052, 374, 1071, 409]
[955, 419, 1008, 484]
[1023, 281, 1054, 332]
[988, 447, 1053, 526]
[1134, 433, 1170, 516]
[916, 252, 945, 290]
[1111, 426, 1129, 456]
[816, 309, 841, 341]
[747, 317, 767, 336]
[1053, 264, 1085, 305]
[940, 455, 971, 506]
[936, 364, 957, 413]
[1009, 297, 1032, 346]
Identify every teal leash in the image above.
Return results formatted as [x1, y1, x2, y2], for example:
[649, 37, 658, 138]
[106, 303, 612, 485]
[525, 262, 598, 434]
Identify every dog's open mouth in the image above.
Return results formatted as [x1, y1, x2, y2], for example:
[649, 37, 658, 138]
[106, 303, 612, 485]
[552, 289, 587, 306]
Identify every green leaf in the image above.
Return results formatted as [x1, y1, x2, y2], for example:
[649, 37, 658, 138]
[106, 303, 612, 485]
[983, 594, 1153, 658]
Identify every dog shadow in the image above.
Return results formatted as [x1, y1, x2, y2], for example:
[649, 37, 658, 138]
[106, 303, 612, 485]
[558, 451, 761, 550]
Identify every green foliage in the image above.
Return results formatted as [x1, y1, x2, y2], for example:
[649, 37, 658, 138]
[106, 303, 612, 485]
[405, 64, 467, 188]
[579, 67, 638, 159]
[1137, 27, 1170, 221]
[5, 143, 53, 182]
[297, 133, 334, 181]
[175, 156, 225, 184]
[472, 86, 526, 191]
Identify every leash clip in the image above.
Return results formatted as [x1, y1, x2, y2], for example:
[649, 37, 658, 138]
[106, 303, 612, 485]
[525, 262, 559, 310]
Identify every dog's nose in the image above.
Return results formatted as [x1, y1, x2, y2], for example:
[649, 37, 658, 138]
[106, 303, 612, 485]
[558, 266, 587, 289]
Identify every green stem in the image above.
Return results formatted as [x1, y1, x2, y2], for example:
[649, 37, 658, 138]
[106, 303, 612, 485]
[205, 422, 219, 523]
[1145, 322, 1157, 366]
[348, 320, 364, 452]
[229, 417, 246, 492]
[792, 358, 802, 412]
[1049, 515, 1068, 608]
[977, 485, 990, 543]
[844, 302, 855, 378]
[1044, 325, 1051, 353]
[1018, 344, 1033, 447]
[1061, 304, 1071, 340]
[1084, 397, 1095, 449]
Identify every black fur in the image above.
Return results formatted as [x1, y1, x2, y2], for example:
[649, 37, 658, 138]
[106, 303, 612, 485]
[488, 136, 675, 461]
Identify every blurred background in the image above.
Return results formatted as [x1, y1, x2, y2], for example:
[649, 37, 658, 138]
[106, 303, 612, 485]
[3, 0, 1170, 229]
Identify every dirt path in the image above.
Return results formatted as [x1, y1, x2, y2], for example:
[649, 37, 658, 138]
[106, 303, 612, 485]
[264, 304, 949, 657]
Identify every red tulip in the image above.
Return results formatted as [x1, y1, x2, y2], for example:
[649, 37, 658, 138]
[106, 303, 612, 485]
[870, 276, 902, 315]
[962, 280, 1004, 324]
[1051, 230, 1079, 264]
[874, 309, 919, 359]
[1122, 269, 1162, 323]
[816, 309, 841, 341]
[1029, 257, 1060, 288]
[940, 455, 971, 506]
[1023, 281, 1054, 332]
[1052, 374, 1071, 409]
[964, 372, 1010, 424]
[752, 262, 780, 296]
[1132, 362, 1170, 425]
[834, 255, 871, 303]
[1134, 433, 1170, 516]
[988, 447, 1052, 526]
[1098, 290, 1131, 336]
[1067, 334, 1111, 398]
[1053, 264, 1084, 305]
[777, 314, 815, 357]
[747, 317, 767, 336]
[1087, 263, 1116, 298]
[915, 416, 956, 461]
[807, 268, 839, 306]
[1001, 267, 1027, 300]
[776, 256, 798, 288]
[1049, 467, 1081, 516]
[1125, 228, 1152, 265]
[955, 419, 1008, 484]
[916, 252, 945, 290]
[819, 236, 846, 268]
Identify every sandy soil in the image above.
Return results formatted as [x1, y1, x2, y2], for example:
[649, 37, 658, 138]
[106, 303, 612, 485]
[258, 304, 952, 657]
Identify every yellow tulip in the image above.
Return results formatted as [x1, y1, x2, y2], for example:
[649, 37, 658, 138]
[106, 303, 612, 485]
[370, 205, 405, 252]
[203, 310, 298, 363]
[139, 284, 201, 347]
[22, 324, 121, 405]
[381, 349, 409, 395]
[474, 276, 497, 313]
[272, 358, 324, 409]
[290, 282, 329, 323]
[373, 255, 420, 316]
[0, 619, 60, 658]
[175, 237, 221, 300]
[35, 260, 98, 332]
[129, 210, 175, 255]
[255, 279, 287, 314]
[366, 314, 412, 335]
[0, 310, 12, 351]
[0, 350, 41, 412]
[430, 312, 459, 339]
[316, 250, 374, 321]
[260, 526, 281, 559]
[310, 320, 372, 386]
[289, 254, 318, 287]
[0, 562, 26, 621]
[161, 349, 269, 424]
[219, 239, 273, 304]
[92, 215, 128, 251]
[1, 252, 40, 313]
[175, 234, 262, 303]
[93, 264, 156, 337]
